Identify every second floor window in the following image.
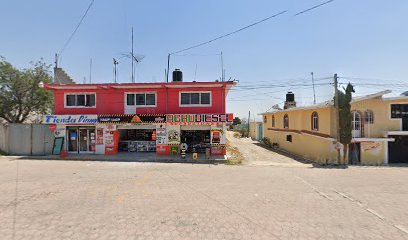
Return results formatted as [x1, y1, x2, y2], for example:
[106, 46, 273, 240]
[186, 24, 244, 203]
[283, 114, 289, 129]
[66, 93, 95, 107]
[364, 110, 374, 124]
[180, 92, 211, 106]
[126, 93, 156, 106]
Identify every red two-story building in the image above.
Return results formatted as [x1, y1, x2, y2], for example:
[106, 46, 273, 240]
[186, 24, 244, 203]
[43, 73, 234, 156]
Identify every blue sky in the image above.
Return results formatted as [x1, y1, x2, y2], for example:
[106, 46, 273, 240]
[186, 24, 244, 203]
[1, 0, 408, 119]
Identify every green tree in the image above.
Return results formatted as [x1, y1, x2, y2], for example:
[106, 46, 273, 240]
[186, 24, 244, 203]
[0, 58, 53, 123]
[233, 117, 241, 126]
[337, 83, 355, 164]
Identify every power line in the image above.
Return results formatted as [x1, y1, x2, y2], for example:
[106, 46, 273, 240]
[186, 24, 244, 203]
[170, 0, 336, 55]
[294, 0, 335, 16]
[171, 10, 288, 55]
[58, 0, 95, 61]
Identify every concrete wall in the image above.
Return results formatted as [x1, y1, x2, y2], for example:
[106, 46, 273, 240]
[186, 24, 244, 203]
[0, 124, 54, 155]
[0, 123, 8, 153]
[249, 122, 258, 140]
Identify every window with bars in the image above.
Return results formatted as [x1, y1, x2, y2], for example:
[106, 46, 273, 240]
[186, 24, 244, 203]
[65, 94, 96, 107]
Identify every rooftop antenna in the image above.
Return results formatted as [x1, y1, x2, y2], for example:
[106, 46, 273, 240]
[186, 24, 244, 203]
[119, 27, 145, 83]
[131, 27, 134, 83]
[89, 58, 92, 83]
[221, 51, 224, 82]
[113, 58, 119, 83]
[194, 64, 198, 81]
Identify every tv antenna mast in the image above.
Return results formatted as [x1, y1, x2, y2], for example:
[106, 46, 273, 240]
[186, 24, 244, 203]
[119, 27, 145, 83]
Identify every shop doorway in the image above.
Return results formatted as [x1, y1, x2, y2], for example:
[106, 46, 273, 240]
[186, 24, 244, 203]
[180, 130, 211, 153]
[67, 127, 96, 154]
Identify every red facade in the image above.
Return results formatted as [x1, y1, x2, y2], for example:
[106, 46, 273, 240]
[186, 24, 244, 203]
[45, 81, 234, 115]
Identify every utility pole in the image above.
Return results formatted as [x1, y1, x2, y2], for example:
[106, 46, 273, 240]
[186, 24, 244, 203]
[248, 110, 251, 137]
[311, 72, 316, 104]
[334, 73, 341, 164]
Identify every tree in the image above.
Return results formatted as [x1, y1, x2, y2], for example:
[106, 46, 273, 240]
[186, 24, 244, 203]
[0, 58, 53, 123]
[232, 117, 241, 126]
[337, 83, 355, 164]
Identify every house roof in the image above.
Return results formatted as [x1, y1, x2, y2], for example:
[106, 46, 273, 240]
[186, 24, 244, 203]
[351, 90, 392, 103]
[259, 90, 396, 115]
[43, 81, 236, 91]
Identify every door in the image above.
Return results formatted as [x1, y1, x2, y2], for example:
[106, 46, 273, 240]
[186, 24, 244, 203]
[403, 117, 408, 131]
[67, 129, 78, 153]
[257, 124, 263, 141]
[388, 135, 408, 163]
[352, 112, 362, 138]
[79, 128, 89, 153]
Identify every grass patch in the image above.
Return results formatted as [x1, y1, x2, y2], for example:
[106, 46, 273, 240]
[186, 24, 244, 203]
[0, 149, 7, 156]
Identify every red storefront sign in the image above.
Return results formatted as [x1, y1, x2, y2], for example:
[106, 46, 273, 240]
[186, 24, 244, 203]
[166, 113, 233, 124]
[48, 124, 57, 131]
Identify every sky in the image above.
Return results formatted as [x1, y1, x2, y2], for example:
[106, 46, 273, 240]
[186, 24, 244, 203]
[1, 0, 408, 119]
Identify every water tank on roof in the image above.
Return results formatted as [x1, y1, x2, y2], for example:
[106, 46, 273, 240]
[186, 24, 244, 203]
[172, 69, 183, 82]
[286, 92, 295, 102]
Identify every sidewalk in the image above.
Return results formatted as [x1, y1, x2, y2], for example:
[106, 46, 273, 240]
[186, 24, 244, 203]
[2, 152, 226, 164]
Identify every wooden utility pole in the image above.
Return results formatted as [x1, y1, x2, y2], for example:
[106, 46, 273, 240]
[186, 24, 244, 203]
[334, 73, 341, 164]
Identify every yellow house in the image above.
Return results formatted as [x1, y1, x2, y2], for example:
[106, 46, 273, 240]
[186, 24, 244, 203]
[260, 90, 408, 165]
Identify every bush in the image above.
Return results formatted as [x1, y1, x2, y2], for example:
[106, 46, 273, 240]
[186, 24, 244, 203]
[262, 137, 272, 148]
[238, 128, 249, 138]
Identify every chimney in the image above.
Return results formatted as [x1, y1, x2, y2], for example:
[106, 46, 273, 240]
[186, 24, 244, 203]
[284, 92, 296, 109]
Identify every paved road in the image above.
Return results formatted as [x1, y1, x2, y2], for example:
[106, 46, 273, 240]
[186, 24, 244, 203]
[1, 157, 408, 240]
[227, 131, 308, 166]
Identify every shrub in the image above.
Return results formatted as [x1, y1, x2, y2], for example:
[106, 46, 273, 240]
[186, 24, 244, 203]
[262, 137, 272, 148]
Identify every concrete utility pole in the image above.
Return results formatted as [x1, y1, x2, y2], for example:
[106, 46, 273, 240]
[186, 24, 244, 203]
[248, 111, 251, 137]
[334, 73, 341, 164]
[311, 72, 316, 104]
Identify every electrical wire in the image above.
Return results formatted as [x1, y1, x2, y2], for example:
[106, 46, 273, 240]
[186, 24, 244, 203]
[170, 0, 336, 55]
[294, 0, 335, 16]
[171, 10, 288, 55]
[58, 0, 95, 61]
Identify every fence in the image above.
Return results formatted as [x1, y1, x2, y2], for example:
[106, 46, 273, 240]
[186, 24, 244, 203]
[0, 123, 55, 156]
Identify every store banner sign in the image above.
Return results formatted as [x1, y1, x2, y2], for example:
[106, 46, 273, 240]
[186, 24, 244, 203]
[43, 115, 98, 124]
[98, 114, 166, 123]
[166, 114, 233, 124]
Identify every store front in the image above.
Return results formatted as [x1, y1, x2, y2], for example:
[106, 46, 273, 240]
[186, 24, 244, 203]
[43, 113, 233, 157]
[180, 125, 211, 153]
[67, 126, 96, 154]
[117, 125, 156, 152]
[97, 114, 166, 154]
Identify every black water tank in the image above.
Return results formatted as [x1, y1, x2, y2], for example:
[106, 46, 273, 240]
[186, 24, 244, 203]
[172, 69, 183, 82]
[286, 92, 295, 102]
